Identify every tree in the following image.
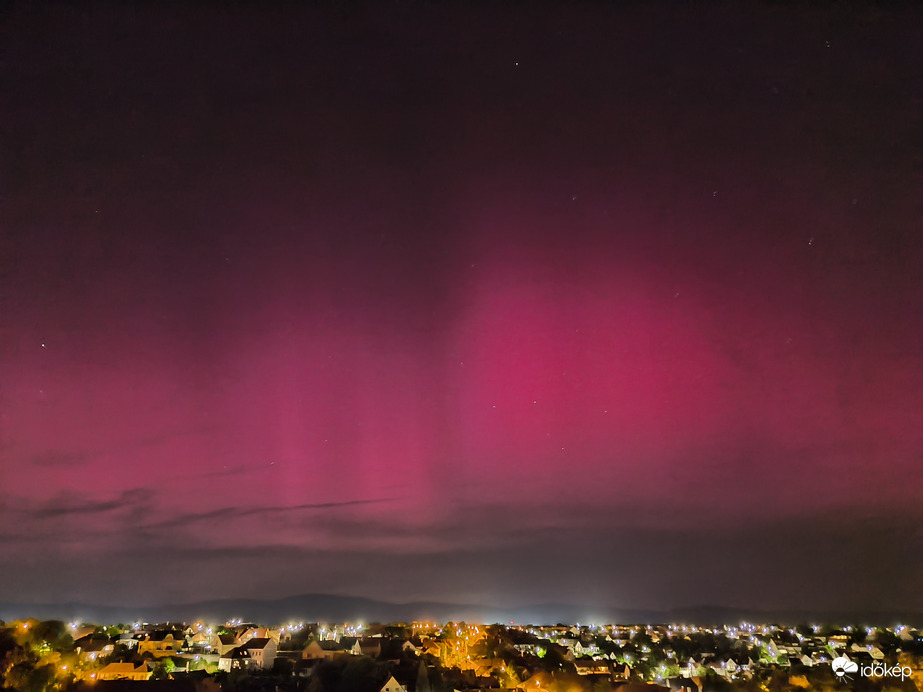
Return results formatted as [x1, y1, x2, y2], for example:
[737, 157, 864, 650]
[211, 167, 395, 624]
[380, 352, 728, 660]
[416, 660, 431, 692]
[2, 657, 56, 692]
[499, 664, 521, 688]
[0, 628, 18, 665]
[540, 646, 574, 674]
[28, 623, 72, 654]
[152, 658, 176, 680]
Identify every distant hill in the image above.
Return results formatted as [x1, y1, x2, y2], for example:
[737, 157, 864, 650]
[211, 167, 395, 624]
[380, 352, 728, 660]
[0, 594, 919, 627]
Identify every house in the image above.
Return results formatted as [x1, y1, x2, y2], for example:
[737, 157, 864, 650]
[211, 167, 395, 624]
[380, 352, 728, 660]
[218, 648, 252, 673]
[573, 659, 610, 675]
[340, 637, 362, 656]
[558, 637, 578, 651]
[137, 631, 186, 657]
[216, 634, 239, 656]
[810, 652, 830, 666]
[668, 679, 701, 692]
[74, 634, 115, 662]
[239, 638, 277, 670]
[573, 641, 598, 656]
[847, 643, 885, 660]
[302, 640, 346, 661]
[188, 631, 219, 652]
[355, 638, 382, 658]
[770, 638, 798, 656]
[97, 663, 151, 681]
[380, 675, 407, 692]
[302, 641, 327, 660]
[71, 626, 98, 641]
[402, 640, 422, 656]
[239, 627, 280, 644]
[118, 632, 138, 649]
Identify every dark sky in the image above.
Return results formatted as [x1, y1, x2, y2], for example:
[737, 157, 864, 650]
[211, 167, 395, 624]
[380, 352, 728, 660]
[1, 1, 921, 615]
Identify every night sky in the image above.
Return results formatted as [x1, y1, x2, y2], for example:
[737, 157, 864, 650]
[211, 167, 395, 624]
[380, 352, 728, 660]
[2, 2, 921, 615]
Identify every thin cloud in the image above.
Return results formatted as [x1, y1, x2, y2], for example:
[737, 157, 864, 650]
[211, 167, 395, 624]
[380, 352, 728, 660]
[140, 498, 393, 530]
[31, 488, 154, 519]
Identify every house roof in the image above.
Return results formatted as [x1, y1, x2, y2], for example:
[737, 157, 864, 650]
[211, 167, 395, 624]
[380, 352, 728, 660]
[239, 638, 272, 651]
[145, 630, 183, 642]
[574, 659, 609, 668]
[75, 634, 114, 650]
[221, 648, 250, 660]
[100, 663, 146, 673]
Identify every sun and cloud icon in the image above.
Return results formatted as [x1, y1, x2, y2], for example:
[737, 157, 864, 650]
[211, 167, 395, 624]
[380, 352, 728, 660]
[831, 656, 859, 683]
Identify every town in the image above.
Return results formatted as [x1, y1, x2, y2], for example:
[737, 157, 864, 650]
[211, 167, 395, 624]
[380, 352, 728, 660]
[1, 618, 920, 692]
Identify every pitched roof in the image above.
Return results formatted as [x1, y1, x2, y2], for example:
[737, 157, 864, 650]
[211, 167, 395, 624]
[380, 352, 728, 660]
[100, 663, 147, 673]
[75, 634, 113, 651]
[148, 630, 183, 641]
[240, 638, 272, 651]
[221, 647, 250, 660]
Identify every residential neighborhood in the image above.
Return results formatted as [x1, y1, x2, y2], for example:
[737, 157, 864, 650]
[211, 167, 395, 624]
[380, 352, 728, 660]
[1, 617, 921, 692]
